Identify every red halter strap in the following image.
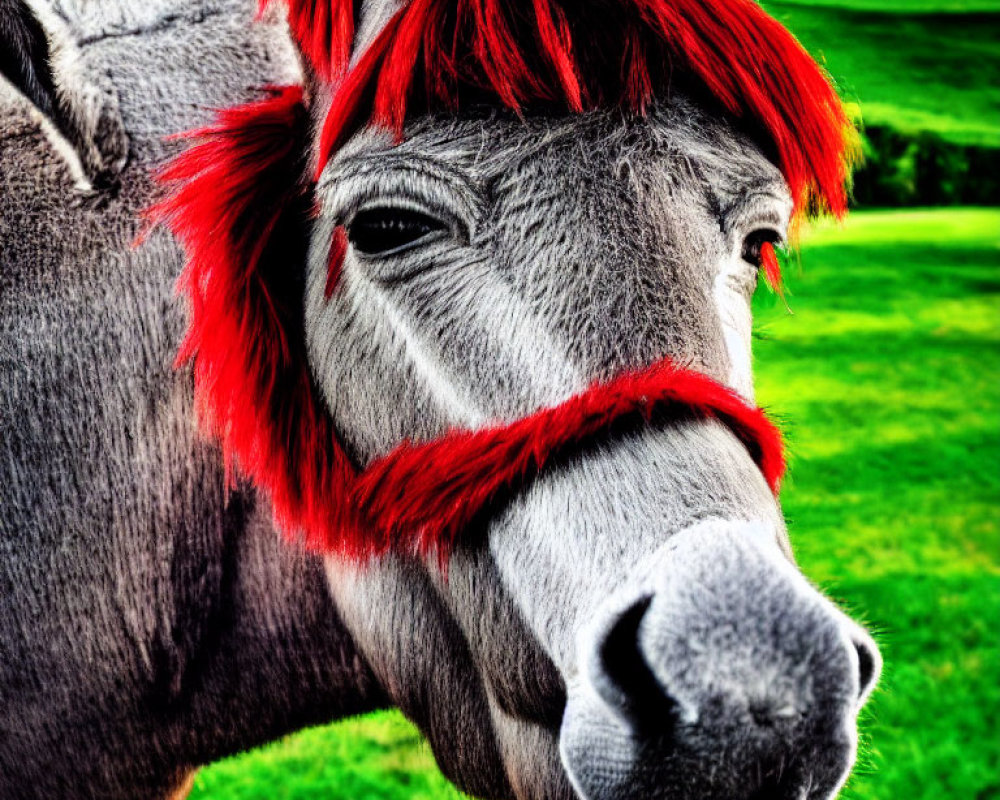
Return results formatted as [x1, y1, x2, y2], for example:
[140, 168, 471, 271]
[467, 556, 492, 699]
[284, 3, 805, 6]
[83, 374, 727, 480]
[351, 358, 786, 562]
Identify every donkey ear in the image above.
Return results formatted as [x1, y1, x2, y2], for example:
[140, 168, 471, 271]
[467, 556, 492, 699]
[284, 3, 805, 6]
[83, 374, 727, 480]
[0, 0, 128, 193]
[260, 0, 359, 147]
[0, 0, 59, 118]
[265, 0, 358, 83]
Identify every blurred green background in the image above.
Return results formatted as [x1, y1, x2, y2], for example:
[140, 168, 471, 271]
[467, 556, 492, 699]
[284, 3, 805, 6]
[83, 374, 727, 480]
[190, 2, 1000, 798]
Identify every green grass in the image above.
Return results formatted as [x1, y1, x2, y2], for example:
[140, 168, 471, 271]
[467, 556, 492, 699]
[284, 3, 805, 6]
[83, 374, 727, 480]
[190, 711, 468, 800]
[190, 208, 1000, 800]
[774, 0, 1000, 11]
[752, 207, 1000, 800]
[762, 2, 1000, 145]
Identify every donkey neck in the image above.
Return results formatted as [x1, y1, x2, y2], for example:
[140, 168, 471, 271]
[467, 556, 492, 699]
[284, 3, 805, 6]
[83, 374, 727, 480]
[1, 3, 387, 798]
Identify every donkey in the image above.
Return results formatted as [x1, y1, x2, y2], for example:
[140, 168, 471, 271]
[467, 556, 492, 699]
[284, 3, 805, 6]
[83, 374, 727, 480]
[1, 1, 881, 799]
[0, 3, 388, 799]
[150, 1, 883, 799]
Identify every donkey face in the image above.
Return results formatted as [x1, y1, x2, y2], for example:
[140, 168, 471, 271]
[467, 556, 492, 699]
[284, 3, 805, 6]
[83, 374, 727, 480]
[158, 1, 881, 797]
[306, 104, 879, 800]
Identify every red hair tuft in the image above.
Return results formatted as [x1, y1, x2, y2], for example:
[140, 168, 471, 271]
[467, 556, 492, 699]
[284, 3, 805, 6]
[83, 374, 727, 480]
[260, 0, 354, 80]
[325, 225, 349, 298]
[760, 240, 784, 294]
[147, 86, 363, 552]
[307, 0, 856, 217]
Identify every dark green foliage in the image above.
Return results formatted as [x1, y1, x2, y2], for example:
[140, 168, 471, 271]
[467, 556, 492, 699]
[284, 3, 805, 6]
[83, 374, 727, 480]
[853, 127, 1000, 207]
[764, 0, 1000, 208]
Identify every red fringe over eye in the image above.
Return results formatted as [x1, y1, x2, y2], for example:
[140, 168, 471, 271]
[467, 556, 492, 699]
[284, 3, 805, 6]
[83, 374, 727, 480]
[302, 0, 857, 219]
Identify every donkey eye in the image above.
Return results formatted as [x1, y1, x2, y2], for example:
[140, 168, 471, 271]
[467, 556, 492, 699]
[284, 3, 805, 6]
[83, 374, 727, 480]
[347, 207, 448, 256]
[741, 229, 782, 268]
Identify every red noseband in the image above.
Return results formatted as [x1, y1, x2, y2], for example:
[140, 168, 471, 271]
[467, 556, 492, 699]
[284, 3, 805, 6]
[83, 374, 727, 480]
[354, 358, 785, 561]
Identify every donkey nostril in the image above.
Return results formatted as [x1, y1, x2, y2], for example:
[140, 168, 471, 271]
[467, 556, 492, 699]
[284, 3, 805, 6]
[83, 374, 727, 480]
[852, 632, 881, 702]
[594, 596, 678, 732]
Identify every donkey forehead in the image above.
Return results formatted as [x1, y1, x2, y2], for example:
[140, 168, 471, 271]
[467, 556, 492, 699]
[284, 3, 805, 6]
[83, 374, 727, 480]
[315, 105, 791, 380]
[319, 103, 792, 223]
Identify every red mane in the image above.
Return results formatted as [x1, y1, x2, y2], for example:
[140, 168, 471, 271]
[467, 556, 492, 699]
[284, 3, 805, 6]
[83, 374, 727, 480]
[149, 87, 365, 552]
[260, 0, 354, 80]
[302, 0, 857, 218]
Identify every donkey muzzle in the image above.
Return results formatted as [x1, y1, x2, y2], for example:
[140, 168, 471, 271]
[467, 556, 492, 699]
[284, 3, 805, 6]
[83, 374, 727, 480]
[559, 520, 880, 800]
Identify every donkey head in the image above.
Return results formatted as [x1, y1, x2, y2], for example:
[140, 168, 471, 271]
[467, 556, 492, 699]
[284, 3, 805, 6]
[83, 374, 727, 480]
[156, 1, 880, 798]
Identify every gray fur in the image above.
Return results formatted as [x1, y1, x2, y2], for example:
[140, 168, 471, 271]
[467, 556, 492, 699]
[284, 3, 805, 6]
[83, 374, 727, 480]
[302, 13, 880, 796]
[1, 1, 881, 799]
[1, 3, 384, 799]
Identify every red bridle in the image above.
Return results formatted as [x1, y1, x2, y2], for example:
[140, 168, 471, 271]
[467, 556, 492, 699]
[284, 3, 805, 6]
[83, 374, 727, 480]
[352, 358, 785, 562]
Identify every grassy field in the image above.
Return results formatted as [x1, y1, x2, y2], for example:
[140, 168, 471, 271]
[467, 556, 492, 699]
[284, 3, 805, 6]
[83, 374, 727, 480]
[774, 0, 1000, 11]
[762, 1, 1000, 145]
[190, 208, 1000, 799]
[754, 208, 1000, 799]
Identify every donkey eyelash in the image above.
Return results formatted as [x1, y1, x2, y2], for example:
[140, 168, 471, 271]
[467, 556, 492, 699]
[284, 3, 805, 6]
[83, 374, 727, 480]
[741, 229, 785, 269]
[320, 155, 482, 231]
[345, 206, 451, 257]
